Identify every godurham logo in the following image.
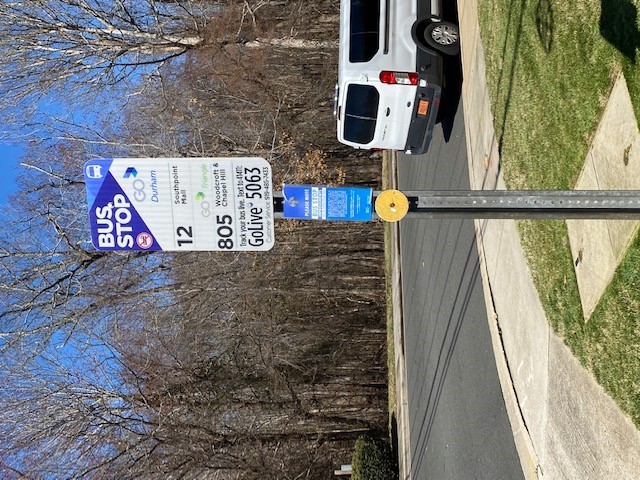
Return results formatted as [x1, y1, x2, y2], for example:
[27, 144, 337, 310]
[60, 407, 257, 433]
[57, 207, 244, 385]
[123, 167, 137, 178]
[94, 194, 135, 248]
[124, 167, 159, 203]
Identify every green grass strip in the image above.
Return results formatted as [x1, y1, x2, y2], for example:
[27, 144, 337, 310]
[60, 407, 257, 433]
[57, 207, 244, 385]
[479, 0, 640, 427]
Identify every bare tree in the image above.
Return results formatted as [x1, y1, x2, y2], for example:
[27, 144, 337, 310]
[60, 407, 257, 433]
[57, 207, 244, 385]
[0, 140, 180, 356]
[0, 3, 389, 477]
[0, 290, 386, 479]
[0, 0, 339, 114]
[0, 0, 216, 110]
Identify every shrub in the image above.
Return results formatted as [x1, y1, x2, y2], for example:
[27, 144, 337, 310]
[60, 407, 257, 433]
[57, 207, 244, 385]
[351, 435, 398, 480]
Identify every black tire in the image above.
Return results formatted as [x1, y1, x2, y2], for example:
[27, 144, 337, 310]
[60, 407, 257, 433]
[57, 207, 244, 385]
[424, 21, 460, 56]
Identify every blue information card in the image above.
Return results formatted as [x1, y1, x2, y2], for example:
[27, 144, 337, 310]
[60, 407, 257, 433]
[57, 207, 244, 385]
[283, 185, 373, 222]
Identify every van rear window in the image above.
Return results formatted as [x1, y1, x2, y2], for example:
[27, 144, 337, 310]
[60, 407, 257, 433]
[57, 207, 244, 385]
[343, 85, 379, 144]
[349, 0, 380, 62]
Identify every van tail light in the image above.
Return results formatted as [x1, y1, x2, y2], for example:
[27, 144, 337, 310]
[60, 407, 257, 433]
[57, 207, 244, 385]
[380, 71, 419, 85]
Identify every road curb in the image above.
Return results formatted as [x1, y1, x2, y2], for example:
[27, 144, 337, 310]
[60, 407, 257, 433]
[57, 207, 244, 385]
[392, 2, 545, 476]
[388, 150, 412, 480]
[473, 220, 544, 480]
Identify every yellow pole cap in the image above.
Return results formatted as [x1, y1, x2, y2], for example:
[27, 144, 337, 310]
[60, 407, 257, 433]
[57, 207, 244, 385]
[375, 189, 409, 222]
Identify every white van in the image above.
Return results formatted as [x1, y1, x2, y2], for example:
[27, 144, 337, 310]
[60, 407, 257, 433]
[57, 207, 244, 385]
[335, 0, 460, 155]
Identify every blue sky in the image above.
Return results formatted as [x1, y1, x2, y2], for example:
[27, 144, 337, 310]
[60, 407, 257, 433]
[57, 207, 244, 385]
[0, 143, 22, 206]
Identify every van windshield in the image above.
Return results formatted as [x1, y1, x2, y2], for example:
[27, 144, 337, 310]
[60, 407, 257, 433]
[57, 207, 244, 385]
[349, 0, 380, 62]
[343, 84, 379, 144]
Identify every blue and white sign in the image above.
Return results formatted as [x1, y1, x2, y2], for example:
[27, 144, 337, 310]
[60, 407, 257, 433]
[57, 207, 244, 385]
[84, 158, 275, 251]
[282, 185, 373, 222]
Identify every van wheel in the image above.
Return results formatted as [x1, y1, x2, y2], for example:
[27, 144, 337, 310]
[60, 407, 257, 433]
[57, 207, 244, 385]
[425, 21, 460, 56]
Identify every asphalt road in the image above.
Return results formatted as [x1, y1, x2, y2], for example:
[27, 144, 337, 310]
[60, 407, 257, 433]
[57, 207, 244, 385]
[397, 63, 524, 480]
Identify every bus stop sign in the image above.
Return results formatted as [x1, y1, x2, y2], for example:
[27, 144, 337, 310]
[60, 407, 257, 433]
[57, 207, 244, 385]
[84, 157, 275, 251]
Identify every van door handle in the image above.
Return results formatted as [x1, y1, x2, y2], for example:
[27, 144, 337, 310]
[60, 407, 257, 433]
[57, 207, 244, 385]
[385, 107, 391, 116]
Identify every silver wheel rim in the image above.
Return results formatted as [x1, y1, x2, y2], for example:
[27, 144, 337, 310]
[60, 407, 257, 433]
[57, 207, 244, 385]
[431, 24, 458, 46]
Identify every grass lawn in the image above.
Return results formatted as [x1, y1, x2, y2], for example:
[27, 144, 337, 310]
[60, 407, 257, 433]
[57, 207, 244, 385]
[478, 0, 640, 427]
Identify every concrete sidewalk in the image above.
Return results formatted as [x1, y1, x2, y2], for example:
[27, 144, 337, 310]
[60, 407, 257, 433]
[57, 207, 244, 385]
[567, 74, 640, 320]
[457, 1, 640, 479]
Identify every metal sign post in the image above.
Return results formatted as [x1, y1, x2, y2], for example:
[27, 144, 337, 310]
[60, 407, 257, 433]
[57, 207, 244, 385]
[397, 190, 640, 220]
[83, 156, 640, 253]
[274, 190, 640, 222]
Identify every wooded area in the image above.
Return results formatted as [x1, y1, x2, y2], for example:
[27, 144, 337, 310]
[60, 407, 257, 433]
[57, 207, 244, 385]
[0, 1, 387, 478]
